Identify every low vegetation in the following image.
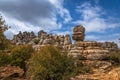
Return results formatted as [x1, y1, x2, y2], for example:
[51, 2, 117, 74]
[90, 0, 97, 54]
[10, 45, 34, 70]
[0, 52, 10, 66]
[27, 46, 78, 80]
[26, 46, 93, 80]
[109, 52, 120, 65]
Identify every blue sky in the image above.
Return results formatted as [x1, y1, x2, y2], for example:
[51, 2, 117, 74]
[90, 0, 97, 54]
[0, 0, 120, 46]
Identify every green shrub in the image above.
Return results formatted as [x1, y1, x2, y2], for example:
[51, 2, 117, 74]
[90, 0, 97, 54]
[27, 46, 79, 80]
[109, 52, 120, 65]
[75, 60, 93, 74]
[0, 51, 10, 66]
[10, 45, 34, 70]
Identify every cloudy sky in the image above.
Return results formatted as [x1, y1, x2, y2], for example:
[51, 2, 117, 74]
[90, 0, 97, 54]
[0, 0, 120, 46]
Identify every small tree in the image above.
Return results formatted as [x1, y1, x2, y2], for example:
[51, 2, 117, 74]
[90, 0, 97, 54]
[10, 45, 34, 71]
[0, 51, 10, 66]
[109, 52, 120, 65]
[27, 46, 79, 80]
[0, 15, 10, 51]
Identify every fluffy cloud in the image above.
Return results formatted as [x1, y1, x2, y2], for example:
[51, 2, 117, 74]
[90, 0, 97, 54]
[74, 2, 120, 33]
[0, 0, 72, 39]
[49, 0, 72, 23]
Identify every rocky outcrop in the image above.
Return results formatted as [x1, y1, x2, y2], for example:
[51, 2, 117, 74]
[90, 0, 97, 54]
[68, 25, 115, 73]
[101, 42, 118, 52]
[72, 25, 85, 41]
[12, 25, 118, 53]
[13, 30, 72, 51]
[13, 31, 35, 45]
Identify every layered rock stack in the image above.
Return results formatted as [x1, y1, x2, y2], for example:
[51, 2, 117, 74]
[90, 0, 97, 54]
[72, 25, 85, 42]
[13, 31, 35, 45]
[68, 25, 112, 72]
[13, 30, 72, 50]
[101, 42, 118, 52]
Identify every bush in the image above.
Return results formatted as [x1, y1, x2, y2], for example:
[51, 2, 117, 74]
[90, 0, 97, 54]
[10, 45, 34, 70]
[27, 46, 79, 80]
[0, 51, 10, 66]
[109, 52, 120, 65]
[75, 60, 93, 74]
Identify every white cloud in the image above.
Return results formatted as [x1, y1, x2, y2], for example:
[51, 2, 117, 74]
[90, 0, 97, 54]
[49, 0, 72, 23]
[74, 2, 120, 33]
[0, 0, 72, 39]
[2, 13, 63, 39]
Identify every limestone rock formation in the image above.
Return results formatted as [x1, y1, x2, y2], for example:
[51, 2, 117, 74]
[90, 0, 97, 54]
[101, 42, 118, 52]
[12, 26, 118, 53]
[38, 30, 47, 38]
[13, 31, 35, 45]
[64, 34, 71, 45]
[68, 25, 114, 73]
[72, 25, 85, 41]
[13, 29, 73, 51]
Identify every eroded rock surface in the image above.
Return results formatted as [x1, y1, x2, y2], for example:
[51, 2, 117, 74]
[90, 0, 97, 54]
[0, 65, 24, 80]
[72, 25, 85, 41]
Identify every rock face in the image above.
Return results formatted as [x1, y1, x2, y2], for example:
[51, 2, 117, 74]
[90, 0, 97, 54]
[72, 25, 85, 41]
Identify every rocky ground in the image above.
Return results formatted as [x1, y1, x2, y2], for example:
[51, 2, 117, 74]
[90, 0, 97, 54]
[1, 66, 120, 80]
[71, 67, 120, 80]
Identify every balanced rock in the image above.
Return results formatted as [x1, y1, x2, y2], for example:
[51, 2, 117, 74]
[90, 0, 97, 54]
[72, 25, 85, 41]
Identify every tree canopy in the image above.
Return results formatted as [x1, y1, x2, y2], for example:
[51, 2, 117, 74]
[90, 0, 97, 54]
[0, 15, 10, 51]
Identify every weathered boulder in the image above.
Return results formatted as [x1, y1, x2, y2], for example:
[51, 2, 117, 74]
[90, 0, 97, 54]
[72, 25, 85, 41]
[0, 66, 24, 79]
